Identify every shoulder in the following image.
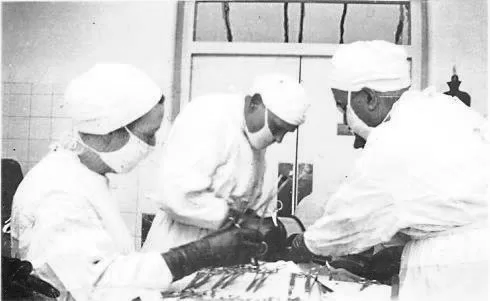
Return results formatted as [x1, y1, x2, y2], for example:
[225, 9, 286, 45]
[180, 93, 242, 117]
[170, 93, 244, 135]
[13, 151, 95, 209]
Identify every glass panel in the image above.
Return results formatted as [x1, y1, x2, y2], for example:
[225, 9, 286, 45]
[284, 2, 302, 43]
[228, 2, 283, 42]
[343, 3, 410, 44]
[302, 3, 345, 44]
[195, 2, 287, 42]
[194, 2, 228, 41]
[194, 2, 411, 45]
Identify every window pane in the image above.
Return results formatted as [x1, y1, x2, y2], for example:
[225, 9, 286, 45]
[284, 3, 302, 43]
[195, 2, 287, 42]
[194, 2, 411, 45]
[194, 2, 228, 41]
[343, 3, 410, 45]
[302, 3, 345, 44]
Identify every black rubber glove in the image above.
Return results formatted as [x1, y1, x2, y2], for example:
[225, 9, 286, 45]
[277, 233, 316, 263]
[162, 224, 263, 281]
[2, 256, 60, 299]
[329, 254, 371, 278]
[237, 209, 287, 261]
[365, 246, 404, 283]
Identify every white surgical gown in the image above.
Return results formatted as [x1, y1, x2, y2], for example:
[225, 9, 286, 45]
[303, 88, 489, 300]
[10, 149, 173, 301]
[143, 94, 269, 252]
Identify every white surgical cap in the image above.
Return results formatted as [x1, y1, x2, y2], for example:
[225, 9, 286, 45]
[66, 63, 162, 135]
[329, 40, 411, 92]
[250, 74, 309, 126]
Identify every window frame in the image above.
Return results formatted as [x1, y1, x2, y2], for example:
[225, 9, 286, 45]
[173, 0, 428, 119]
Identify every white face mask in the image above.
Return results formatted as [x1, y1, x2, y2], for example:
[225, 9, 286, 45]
[346, 91, 373, 140]
[82, 127, 154, 173]
[245, 109, 275, 150]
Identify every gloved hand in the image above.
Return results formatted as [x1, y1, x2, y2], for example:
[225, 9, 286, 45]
[162, 224, 264, 281]
[365, 246, 404, 283]
[329, 254, 371, 278]
[277, 233, 315, 263]
[237, 209, 287, 261]
[2, 256, 60, 299]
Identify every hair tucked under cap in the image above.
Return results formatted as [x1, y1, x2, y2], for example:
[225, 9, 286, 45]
[66, 63, 162, 135]
[249, 74, 310, 126]
[329, 40, 411, 92]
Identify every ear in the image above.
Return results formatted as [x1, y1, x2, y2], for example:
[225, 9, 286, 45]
[250, 93, 263, 106]
[245, 93, 263, 114]
[361, 87, 379, 111]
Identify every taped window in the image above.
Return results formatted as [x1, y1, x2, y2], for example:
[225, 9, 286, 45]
[194, 1, 411, 45]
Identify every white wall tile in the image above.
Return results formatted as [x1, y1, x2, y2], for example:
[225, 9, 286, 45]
[3, 83, 13, 95]
[29, 117, 51, 139]
[31, 83, 53, 95]
[2, 98, 10, 116]
[2, 116, 9, 137]
[9, 83, 31, 95]
[52, 95, 69, 117]
[3, 139, 29, 161]
[51, 118, 73, 140]
[6, 117, 29, 139]
[30, 95, 52, 117]
[28, 139, 51, 162]
[8, 94, 30, 117]
[1, 139, 10, 157]
[52, 84, 66, 95]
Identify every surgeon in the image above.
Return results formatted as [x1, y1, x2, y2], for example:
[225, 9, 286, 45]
[282, 41, 489, 300]
[143, 74, 310, 255]
[10, 64, 264, 301]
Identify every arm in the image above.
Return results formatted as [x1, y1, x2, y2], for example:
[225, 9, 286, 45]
[283, 147, 404, 262]
[30, 192, 173, 301]
[157, 109, 233, 230]
[303, 175, 401, 257]
[31, 192, 263, 300]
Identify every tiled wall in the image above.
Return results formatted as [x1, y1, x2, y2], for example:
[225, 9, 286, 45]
[2, 81, 161, 250]
[2, 82, 71, 174]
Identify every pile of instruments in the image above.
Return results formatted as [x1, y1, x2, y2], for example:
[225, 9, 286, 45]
[161, 261, 387, 301]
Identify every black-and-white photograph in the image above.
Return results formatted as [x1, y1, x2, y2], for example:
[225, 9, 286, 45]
[1, 1, 488, 300]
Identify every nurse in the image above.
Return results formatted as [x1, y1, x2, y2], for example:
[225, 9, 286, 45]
[10, 64, 263, 301]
